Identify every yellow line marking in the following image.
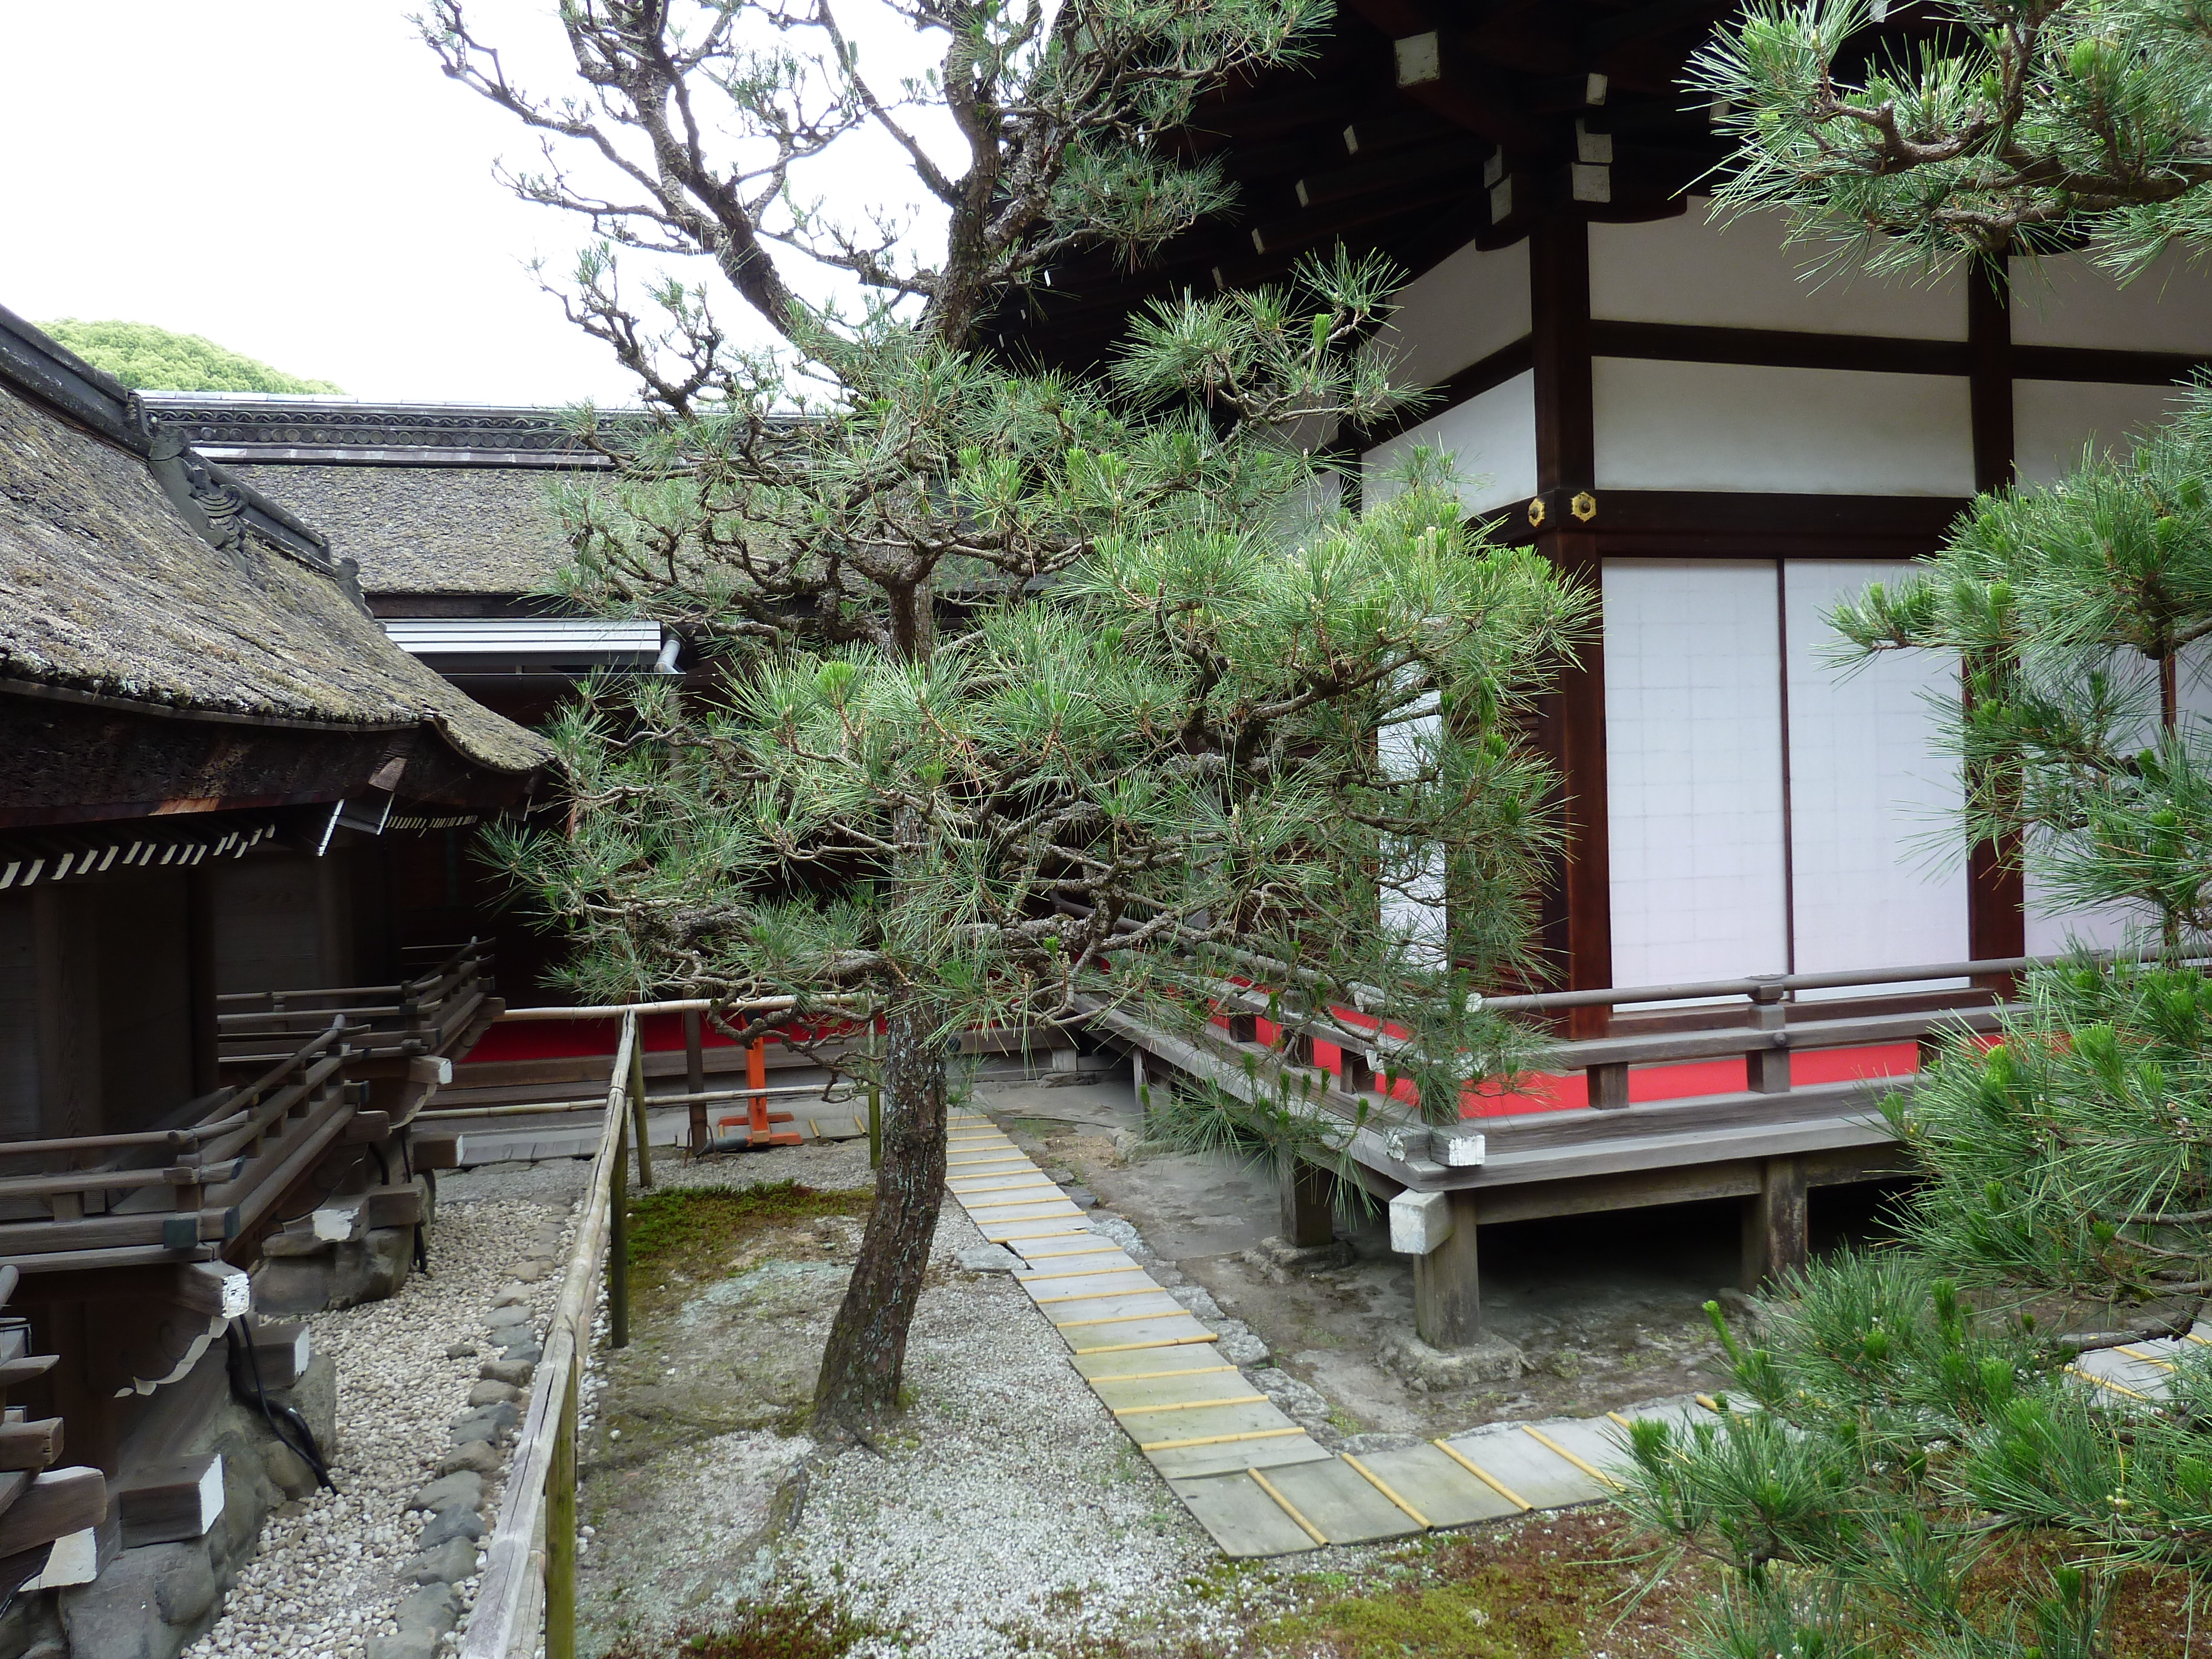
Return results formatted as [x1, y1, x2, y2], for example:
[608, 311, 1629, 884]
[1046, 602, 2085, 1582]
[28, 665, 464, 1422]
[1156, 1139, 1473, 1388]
[1343, 1453, 1431, 1528]
[1071, 1332, 1219, 1355]
[984, 1228, 1089, 1241]
[965, 1198, 1081, 1214]
[1036, 1285, 1170, 1306]
[1017, 1243, 1122, 1259]
[947, 1178, 1057, 1194]
[1089, 1364, 1239, 1384]
[2186, 1331, 2212, 1348]
[1014, 1261, 1141, 1283]
[1431, 1439, 1530, 1511]
[1248, 1468, 1328, 1545]
[1522, 1426, 1624, 1491]
[1606, 1411, 1634, 1429]
[1694, 1394, 1723, 1413]
[2069, 1364, 2154, 1401]
[1053, 1308, 1193, 1329]
[2116, 1344, 2177, 1371]
[1113, 1395, 1269, 1417]
[1141, 1426, 1305, 1453]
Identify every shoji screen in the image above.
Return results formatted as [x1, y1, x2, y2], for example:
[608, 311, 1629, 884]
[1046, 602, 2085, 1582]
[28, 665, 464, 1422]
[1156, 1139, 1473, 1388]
[1603, 561, 1789, 986]
[1782, 562, 1969, 988]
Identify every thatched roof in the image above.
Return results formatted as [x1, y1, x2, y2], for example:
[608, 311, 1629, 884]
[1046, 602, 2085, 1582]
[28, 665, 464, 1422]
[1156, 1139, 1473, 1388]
[0, 315, 550, 778]
[227, 463, 574, 597]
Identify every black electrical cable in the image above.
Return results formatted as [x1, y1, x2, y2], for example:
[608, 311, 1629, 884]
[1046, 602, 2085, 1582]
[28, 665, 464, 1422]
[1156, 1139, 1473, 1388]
[225, 1323, 336, 1493]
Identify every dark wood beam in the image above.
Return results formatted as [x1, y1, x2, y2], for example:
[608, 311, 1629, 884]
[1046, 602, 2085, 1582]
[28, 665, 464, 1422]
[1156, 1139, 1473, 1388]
[1294, 138, 1491, 210]
[1581, 0, 1728, 56]
[1528, 214, 1611, 1033]
[1966, 256, 2026, 969]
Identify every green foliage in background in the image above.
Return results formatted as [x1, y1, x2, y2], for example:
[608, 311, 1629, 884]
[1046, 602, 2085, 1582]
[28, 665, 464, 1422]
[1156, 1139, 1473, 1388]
[40, 318, 342, 394]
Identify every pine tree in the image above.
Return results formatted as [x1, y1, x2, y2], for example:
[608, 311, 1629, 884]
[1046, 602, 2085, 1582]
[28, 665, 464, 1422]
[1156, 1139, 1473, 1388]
[1692, 0, 2212, 278]
[1617, 8, 2212, 1648]
[428, 0, 1588, 1433]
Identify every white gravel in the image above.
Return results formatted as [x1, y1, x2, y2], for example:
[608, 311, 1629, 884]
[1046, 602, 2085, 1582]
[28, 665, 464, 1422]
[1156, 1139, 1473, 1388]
[774, 1203, 1236, 1658]
[185, 1194, 576, 1659]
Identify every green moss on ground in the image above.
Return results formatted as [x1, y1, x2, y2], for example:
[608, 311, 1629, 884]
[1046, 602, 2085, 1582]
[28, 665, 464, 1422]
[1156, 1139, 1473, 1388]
[606, 1597, 879, 1658]
[626, 1182, 873, 1308]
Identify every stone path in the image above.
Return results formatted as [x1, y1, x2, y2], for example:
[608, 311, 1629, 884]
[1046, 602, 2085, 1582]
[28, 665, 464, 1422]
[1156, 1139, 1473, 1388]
[943, 1108, 1713, 1557]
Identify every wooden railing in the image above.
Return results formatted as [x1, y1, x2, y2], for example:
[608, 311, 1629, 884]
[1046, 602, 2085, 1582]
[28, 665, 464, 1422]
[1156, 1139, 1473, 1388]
[462, 1010, 642, 1659]
[215, 939, 495, 1070]
[0, 1024, 356, 1271]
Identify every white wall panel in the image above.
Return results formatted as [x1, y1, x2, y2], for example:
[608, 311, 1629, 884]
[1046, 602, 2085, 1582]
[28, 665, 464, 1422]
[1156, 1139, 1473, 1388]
[2013, 379, 2194, 484]
[1590, 208, 1965, 339]
[1783, 561, 1969, 989]
[1372, 239, 1531, 388]
[1605, 561, 1789, 987]
[2011, 248, 2212, 355]
[1594, 359, 1975, 495]
[1364, 371, 1537, 515]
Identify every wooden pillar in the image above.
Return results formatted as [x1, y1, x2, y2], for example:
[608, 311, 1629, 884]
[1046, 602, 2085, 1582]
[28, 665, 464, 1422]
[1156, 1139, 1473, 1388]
[1741, 1156, 1808, 1291]
[1413, 1190, 1482, 1347]
[682, 1009, 707, 1154]
[1278, 1157, 1334, 1248]
[185, 868, 219, 1098]
[32, 888, 99, 1141]
[1745, 977, 1791, 1094]
[1529, 213, 1612, 1037]
[1965, 254, 2027, 978]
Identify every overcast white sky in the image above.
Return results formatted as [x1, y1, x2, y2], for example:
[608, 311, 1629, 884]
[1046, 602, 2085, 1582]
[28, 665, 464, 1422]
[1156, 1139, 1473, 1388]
[0, 2, 948, 406]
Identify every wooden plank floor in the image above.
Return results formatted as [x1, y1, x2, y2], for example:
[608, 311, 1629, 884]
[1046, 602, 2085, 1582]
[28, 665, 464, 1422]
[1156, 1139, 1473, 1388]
[941, 1109, 1727, 1557]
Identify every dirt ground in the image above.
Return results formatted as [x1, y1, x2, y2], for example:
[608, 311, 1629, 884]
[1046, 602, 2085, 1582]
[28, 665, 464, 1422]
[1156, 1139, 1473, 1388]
[971, 1068, 1905, 1437]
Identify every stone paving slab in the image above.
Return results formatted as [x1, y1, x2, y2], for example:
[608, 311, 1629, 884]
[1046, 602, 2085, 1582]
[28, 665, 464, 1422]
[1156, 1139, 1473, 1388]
[1170, 1472, 1326, 1558]
[1261, 1456, 1426, 1545]
[1436, 1425, 1614, 1510]
[1352, 1444, 1527, 1529]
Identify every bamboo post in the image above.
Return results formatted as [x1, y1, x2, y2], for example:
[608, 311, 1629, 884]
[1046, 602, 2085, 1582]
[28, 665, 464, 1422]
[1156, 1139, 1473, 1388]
[544, 1347, 579, 1659]
[610, 1021, 632, 1351]
[627, 1030, 654, 1190]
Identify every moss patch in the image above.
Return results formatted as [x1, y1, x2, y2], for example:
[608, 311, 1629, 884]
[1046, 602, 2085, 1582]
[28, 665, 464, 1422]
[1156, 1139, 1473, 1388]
[606, 1597, 880, 1658]
[627, 1182, 872, 1311]
[1247, 1510, 1718, 1659]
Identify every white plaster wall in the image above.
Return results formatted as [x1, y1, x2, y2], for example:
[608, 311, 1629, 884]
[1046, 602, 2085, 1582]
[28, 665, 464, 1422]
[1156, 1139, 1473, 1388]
[1378, 698, 1447, 969]
[1590, 208, 1966, 340]
[1364, 371, 1537, 515]
[2013, 379, 2195, 483]
[1593, 358, 1975, 495]
[1783, 561, 1970, 993]
[2010, 247, 2212, 355]
[1370, 238, 1531, 389]
[1604, 560, 1790, 987]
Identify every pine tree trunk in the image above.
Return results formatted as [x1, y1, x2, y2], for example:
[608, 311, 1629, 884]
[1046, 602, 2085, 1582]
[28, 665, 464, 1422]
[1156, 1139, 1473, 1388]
[810, 1003, 947, 1432]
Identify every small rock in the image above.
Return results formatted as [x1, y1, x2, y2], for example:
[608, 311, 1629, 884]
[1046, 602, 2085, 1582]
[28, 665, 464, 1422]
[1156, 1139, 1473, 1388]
[418, 1506, 486, 1548]
[468, 1379, 523, 1407]
[399, 1581, 462, 1635]
[450, 1400, 519, 1446]
[1044, 1167, 1077, 1185]
[492, 1288, 529, 1308]
[956, 1245, 1020, 1274]
[509, 1258, 549, 1283]
[366, 1633, 438, 1659]
[1244, 1234, 1356, 1277]
[399, 1536, 481, 1586]
[1249, 1365, 1333, 1426]
[406, 1471, 485, 1515]
[1062, 1186, 1098, 1209]
[1168, 1285, 1224, 1321]
[479, 1357, 535, 1387]
[436, 1441, 502, 1477]
[1213, 1319, 1270, 1367]
[444, 1342, 479, 1360]
[484, 1305, 531, 1330]
[500, 1339, 544, 1365]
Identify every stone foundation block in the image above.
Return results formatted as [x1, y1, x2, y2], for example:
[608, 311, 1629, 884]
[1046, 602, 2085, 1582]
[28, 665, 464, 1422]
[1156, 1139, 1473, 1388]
[1376, 1328, 1522, 1392]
